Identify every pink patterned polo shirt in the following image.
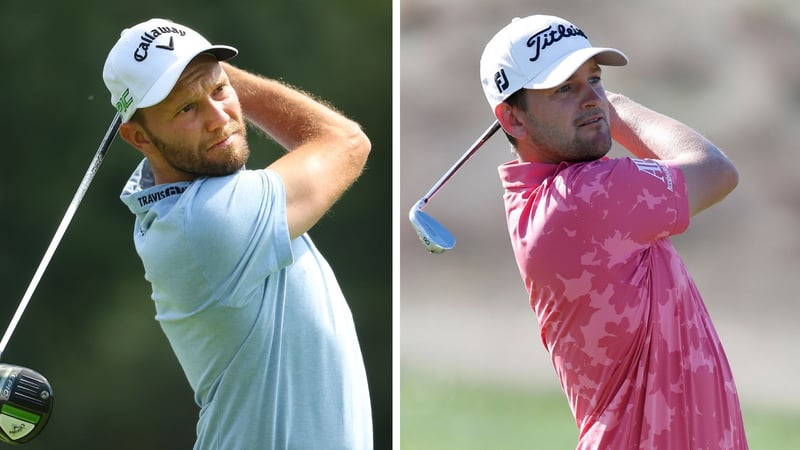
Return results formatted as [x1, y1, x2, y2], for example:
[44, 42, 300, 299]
[498, 157, 748, 450]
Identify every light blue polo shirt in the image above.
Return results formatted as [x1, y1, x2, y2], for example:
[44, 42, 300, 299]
[120, 160, 372, 449]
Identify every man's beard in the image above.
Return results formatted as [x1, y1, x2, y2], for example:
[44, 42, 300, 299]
[528, 112, 612, 163]
[148, 124, 250, 177]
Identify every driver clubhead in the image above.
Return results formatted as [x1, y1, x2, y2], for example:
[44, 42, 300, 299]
[409, 207, 456, 253]
[0, 364, 53, 444]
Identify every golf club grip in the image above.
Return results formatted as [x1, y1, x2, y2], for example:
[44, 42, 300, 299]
[0, 113, 121, 358]
[417, 120, 501, 210]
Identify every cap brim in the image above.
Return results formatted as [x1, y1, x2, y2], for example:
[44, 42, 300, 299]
[138, 45, 238, 111]
[523, 47, 628, 90]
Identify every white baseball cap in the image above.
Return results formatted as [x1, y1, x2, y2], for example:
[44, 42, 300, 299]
[480, 15, 628, 112]
[103, 18, 238, 122]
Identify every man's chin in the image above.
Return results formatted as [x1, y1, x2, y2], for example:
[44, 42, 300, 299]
[211, 161, 247, 177]
[212, 147, 250, 175]
[566, 136, 611, 162]
[567, 153, 609, 163]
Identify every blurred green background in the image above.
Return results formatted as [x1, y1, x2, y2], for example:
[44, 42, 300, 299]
[0, 0, 391, 448]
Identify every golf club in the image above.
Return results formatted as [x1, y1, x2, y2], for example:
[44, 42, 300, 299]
[0, 112, 121, 443]
[409, 120, 501, 253]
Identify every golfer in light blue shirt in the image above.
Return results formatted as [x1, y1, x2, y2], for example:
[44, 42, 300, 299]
[106, 18, 373, 449]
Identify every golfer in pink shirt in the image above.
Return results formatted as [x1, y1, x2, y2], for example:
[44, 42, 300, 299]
[480, 15, 747, 449]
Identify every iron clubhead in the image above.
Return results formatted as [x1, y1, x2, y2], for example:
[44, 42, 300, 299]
[409, 206, 456, 253]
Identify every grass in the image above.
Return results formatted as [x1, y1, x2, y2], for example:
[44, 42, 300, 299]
[400, 370, 800, 449]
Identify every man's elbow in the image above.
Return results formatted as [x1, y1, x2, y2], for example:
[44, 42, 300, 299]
[686, 150, 739, 217]
[718, 155, 739, 198]
[346, 122, 371, 172]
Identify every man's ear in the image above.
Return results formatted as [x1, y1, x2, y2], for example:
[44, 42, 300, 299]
[495, 102, 528, 140]
[119, 121, 152, 154]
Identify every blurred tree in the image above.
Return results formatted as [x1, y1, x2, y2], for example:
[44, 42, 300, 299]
[0, 0, 391, 448]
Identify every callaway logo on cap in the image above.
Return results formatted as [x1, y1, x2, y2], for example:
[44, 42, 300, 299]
[102, 18, 238, 122]
[479, 15, 628, 112]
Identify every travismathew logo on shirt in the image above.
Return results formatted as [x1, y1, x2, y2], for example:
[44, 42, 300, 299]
[133, 25, 186, 61]
[136, 185, 187, 207]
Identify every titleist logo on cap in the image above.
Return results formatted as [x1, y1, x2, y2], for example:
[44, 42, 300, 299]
[526, 24, 588, 62]
[133, 25, 187, 62]
[493, 23, 590, 95]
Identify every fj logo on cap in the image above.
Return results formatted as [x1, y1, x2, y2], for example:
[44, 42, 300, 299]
[494, 68, 510, 94]
[526, 24, 587, 62]
[133, 26, 187, 62]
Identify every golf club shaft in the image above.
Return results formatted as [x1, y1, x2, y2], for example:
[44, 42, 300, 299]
[0, 113, 122, 358]
[415, 120, 501, 210]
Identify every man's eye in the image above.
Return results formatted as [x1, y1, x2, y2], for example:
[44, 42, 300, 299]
[213, 84, 230, 98]
[555, 84, 571, 94]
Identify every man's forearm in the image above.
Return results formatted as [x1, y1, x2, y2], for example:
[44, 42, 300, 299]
[606, 91, 738, 216]
[606, 91, 720, 161]
[222, 62, 361, 152]
[220, 62, 370, 238]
